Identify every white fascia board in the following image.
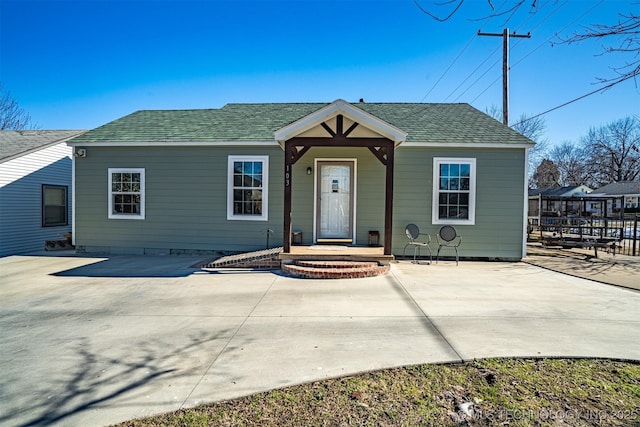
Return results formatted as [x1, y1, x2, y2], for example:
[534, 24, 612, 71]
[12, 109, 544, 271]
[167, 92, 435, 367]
[401, 141, 535, 149]
[66, 140, 279, 147]
[274, 99, 408, 146]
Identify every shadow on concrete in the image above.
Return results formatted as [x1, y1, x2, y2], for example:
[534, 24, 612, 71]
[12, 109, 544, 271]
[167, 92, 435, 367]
[3, 331, 231, 427]
[50, 255, 206, 278]
[524, 245, 640, 291]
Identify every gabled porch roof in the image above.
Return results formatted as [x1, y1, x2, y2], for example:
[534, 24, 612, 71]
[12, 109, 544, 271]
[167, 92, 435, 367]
[274, 99, 407, 147]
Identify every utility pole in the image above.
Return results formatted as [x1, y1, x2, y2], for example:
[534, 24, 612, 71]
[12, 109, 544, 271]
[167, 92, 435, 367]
[478, 28, 531, 125]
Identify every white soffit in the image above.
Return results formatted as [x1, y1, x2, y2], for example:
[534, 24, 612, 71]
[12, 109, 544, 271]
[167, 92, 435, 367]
[274, 99, 408, 147]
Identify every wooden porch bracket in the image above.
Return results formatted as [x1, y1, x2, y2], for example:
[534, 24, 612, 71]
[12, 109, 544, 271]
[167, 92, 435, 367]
[282, 116, 396, 255]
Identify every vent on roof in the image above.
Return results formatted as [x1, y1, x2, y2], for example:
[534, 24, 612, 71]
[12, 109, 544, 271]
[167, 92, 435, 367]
[359, 98, 365, 103]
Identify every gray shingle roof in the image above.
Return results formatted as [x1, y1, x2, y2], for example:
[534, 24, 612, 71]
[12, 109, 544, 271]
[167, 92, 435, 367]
[69, 102, 534, 145]
[0, 130, 86, 161]
[528, 185, 593, 197]
[593, 181, 640, 195]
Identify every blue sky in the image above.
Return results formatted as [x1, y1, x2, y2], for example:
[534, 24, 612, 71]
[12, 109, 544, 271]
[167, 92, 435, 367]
[1, 0, 638, 145]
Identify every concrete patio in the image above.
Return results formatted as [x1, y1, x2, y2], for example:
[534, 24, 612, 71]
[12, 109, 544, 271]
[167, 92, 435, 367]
[1, 252, 638, 426]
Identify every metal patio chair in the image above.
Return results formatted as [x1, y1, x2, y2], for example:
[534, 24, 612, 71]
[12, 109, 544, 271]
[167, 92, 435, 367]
[402, 224, 432, 264]
[436, 225, 462, 265]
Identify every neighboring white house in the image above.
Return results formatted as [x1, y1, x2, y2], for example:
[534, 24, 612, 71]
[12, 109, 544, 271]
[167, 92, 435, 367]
[590, 181, 640, 213]
[0, 130, 85, 256]
[528, 185, 593, 217]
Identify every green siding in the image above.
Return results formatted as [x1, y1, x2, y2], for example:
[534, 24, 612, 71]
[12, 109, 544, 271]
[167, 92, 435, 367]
[290, 147, 385, 245]
[75, 145, 526, 259]
[75, 146, 285, 254]
[393, 147, 526, 260]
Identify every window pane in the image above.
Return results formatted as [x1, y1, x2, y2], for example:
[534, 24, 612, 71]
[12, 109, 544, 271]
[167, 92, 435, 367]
[450, 178, 459, 190]
[440, 164, 449, 177]
[460, 178, 470, 190]
[450, 163, 459, 177]
[45, 206, 65, 224]
[439, 206, 447, 219]
[460, 164, 470, 177]
[242, 162, 253, 175]
[448, 193, 459, 204]
[440, 178, 448, 190]
[460, 193, 469, 205]
[44, 188, 65, 205]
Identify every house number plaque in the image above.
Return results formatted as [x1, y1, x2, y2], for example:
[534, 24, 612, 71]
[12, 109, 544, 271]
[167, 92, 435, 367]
[285, 164, 291, 187]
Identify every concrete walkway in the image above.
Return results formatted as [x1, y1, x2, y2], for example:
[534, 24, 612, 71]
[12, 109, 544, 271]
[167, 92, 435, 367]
[1, 252, 639, 427]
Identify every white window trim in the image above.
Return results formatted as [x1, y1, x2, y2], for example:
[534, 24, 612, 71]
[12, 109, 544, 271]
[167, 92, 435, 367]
[227, 155, 269, 221]
[432, 157, 476, 226]
[108, 168, 145, 220]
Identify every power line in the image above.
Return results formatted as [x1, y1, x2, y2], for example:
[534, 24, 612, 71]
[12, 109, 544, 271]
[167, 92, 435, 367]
[512, 76, 633, 127]
[421, 0, 510, 102]
[420, 35, 475, 102]
[467, 3, 555, 105]
[510, 0, 602, 69]
[453, 56, 501, 102]
[469, 0, 599, 111]
[443, 45, 501, 101]
[447, 0, 540, 103]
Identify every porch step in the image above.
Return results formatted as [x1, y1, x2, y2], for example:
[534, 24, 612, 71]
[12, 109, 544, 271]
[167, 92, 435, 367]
[282, 260, 390, 279]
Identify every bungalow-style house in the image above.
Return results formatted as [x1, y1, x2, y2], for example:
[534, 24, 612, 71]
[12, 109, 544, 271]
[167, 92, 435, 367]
[590, 181, 640, 214]
[67, 100, 534, 260]
[0, 130, 86, 256]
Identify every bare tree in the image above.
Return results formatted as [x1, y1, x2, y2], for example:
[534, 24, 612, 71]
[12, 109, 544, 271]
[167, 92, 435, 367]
[532, 158, 560, 189]
[557, 11, 640, 88]
[581, 116, 640, 186]
[0, 83, 37, 130]
[549, 141, 591, 187]
[486, 105, 549, 187]
[414, 1, 639, 88]
[413, 1, 535, 23]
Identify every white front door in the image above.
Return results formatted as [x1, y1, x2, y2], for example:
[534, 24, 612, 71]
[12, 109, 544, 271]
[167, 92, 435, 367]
[316, 161, 354, 242]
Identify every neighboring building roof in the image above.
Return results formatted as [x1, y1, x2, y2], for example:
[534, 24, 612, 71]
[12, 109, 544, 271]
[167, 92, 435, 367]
[68, 101, 535, 146]
[592, 181, 640, 195]
[529, 185, 593, 197]
[0, 130, 86, 162]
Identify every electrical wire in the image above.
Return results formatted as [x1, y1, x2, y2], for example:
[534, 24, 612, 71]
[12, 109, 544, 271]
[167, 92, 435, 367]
[443, 45, 501, 101]
[419, 0, 509, 102]
[420, 35, 475, 101]
[512, 76, 633, 127]
[510, 0, 603, 69]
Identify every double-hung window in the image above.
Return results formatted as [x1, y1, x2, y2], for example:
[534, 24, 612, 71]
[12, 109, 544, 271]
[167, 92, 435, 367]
[108, 168, 145, 219]
[432, 158, 476, 225]
[42, 185, 68, 227]
[227, 156, 268, 221]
